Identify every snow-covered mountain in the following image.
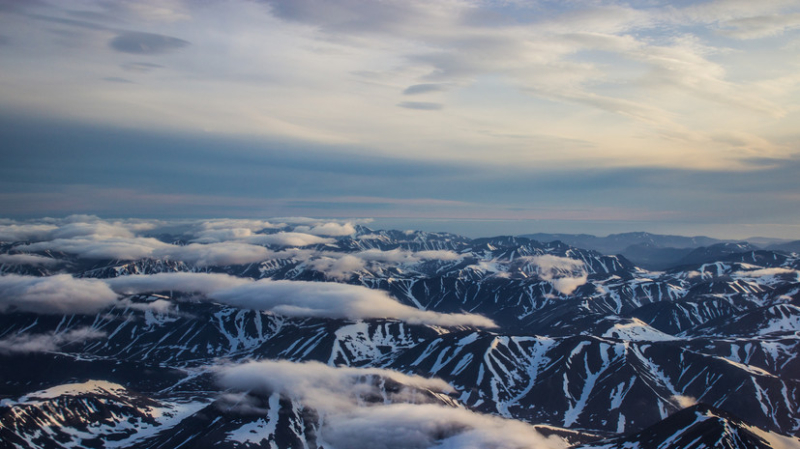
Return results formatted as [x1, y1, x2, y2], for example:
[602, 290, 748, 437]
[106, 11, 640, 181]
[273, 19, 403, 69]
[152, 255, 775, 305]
[1, 217, 798, 448]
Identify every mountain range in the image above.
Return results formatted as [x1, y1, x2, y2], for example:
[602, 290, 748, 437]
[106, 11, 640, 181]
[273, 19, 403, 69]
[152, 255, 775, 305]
[1, 218, 798, 448]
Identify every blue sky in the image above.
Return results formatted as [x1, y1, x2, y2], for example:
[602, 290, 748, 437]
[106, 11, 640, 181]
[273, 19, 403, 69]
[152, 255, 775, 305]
[1, 0, 799, 238]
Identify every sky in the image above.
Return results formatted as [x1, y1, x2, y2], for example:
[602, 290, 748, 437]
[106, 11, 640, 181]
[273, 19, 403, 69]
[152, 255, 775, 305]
[1, 0, 799, 239]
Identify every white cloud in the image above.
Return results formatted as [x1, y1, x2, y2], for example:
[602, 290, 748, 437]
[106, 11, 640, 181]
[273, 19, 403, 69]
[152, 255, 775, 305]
[154, 242, 272, 266]
[295, 222, 356, 236]
[22, 237, 170, 260]
[123, 298, 175, 314]
[719, 13, 800, 39]
[0, 224, 59, 242]
[0, 275, 119, 314]
[0, 218, 167, 245]
[216, 360, 453, 407]
[0, 254, 60, 266]
[188, 219, 283, 243]
[298, 249, 464, 280]
[49, 222, 136, 239]
[305, 255, 366, 280]
[216, 360, 567, 449]
[672, 394, 697, 409]
[244, 232, 334, 247]
[23, 235, 273, 265]
[525, 255, 585, 276]
[549, 276, 589, 295]
[105, 272, 250, 296]
[104, 273, 495, 327]
[734, 267, 797, 278]
[414, 250, 462, 261]
[522, 255, 588, 295]
[0, 327, 106, 355]
[210, 279, 497, 328]
[189, 227, 258, 244]
[325, 404, 568, 449]
[357, 248, 462, 264]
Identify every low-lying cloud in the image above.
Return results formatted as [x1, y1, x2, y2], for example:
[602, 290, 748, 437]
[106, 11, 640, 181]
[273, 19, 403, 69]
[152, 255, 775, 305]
[105, 273, 495, 328]
[2, 266, 493, 326]
[299, 248, 463, 279]
[23, 237, 272, 266]
[294, 222, 356, 236]
[672, 394, 697, 409]
[0, 254, 60, 266]
[216, 360, 566, 449]
[106, 272, 250, 296]
[154, 242, 272, 266]
[22, 237, 170, 260]
[0, 327, 106, 355]
[523, 255, 588, 295]
[305, 255, 367, 280]
[217, 360, 453, 408]
[358, 248, 462, 264]
[242, 232, 334, 247]
[210, 279, 497, 328]
[0, 275, 119, 314]
[0, 224, 59, 242]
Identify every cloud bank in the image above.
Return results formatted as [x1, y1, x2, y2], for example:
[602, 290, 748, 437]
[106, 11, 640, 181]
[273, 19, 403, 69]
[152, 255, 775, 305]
[105, 272, 250, 296]
[216, 360, 566, 449]
[209, 279, 496, 328]
[0, 254, 60, 266]
[0, 275, 119, 314]
[153, 242, 272, 266]
[105, 273, 495, 328]
[294, 222, 357, 237]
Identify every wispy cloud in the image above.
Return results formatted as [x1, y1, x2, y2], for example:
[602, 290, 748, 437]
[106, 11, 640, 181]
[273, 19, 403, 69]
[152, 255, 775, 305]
[108, 31, 189, 54]
[0, 327, 106, 354]
[397, 101, 443, 111]
[402, 83, 446, 95]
